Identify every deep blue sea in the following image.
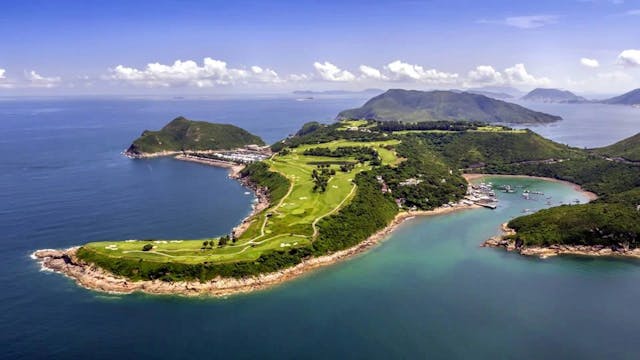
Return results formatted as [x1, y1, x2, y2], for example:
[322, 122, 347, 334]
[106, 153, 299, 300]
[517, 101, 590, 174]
[1, 96, 640, 359]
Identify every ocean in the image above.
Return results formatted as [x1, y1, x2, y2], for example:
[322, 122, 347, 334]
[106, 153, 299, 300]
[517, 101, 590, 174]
[1, 96, 640, 359]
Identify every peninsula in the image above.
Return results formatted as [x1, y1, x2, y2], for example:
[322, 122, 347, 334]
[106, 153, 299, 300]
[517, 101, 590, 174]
[34, 96, 640, 296]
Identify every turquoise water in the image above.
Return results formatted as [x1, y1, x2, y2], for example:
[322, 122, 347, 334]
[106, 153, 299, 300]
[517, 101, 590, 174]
[2, 98, 640, 359]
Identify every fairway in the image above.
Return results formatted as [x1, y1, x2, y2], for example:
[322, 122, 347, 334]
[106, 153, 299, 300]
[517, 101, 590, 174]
[393, 126, 526, 135]
[85, 139, 400, 264]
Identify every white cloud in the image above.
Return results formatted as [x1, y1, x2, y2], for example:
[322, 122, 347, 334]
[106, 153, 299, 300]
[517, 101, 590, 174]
[288, 73, 311, 82]
[617, 49, 640, 67]
[313, 61, 355, 82]
[504, 63, 551, 86]
[467, 65, 504, 85]
[359, 65, 387, 80]
[580, 58, 600, 68]
[386, 60, 459, 84]
[26, 70, 61, 88]
[479, 15, 558, 29]
[110, 57, 282, 87]
[0, 68, 12, 88]
[250, 66, 282, 83]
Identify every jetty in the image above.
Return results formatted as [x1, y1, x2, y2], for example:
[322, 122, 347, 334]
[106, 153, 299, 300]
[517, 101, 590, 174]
[465, 182, 498, 209]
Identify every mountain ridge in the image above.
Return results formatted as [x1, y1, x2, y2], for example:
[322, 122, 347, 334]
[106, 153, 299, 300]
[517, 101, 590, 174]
[337, 89, 562, 124]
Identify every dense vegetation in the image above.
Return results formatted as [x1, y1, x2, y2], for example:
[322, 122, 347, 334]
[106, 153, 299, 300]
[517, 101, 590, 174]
[271, 121, 387, 151]
[416, 130, 578, 169]
[125, 116, 264, 155]
[239, 161, 289, 203]
[507, 204, 640, 248]
[78, 117, 640, 281]
[337, 89, 562, 124]
[312, 172, 398, 254]
[398, 125, 640, 249]
[594, 132, 640, 162]
[376, 137, 467, 209]
[375, 120, 485, 132]
[304, 146, 380, 164]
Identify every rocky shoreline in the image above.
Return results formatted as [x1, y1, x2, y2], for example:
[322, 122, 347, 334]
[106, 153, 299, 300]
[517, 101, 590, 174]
[32, 203, 480, 297]
[483, 223, 640, 259]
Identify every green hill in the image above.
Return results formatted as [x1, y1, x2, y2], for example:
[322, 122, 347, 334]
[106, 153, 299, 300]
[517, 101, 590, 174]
[594, 133, 640, 162]
[507, 203, 640, 248]
[414, 129, 578, 169]
[125, 116, 265, 156]
[337, 89, 562, 124]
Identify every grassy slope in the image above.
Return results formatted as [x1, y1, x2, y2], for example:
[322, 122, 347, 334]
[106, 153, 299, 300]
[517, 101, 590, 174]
[414, 129, 579, 169]
[507, 203, 640, 248]
[126, 116, 265, 154]
[337, 89, 562, 124]
[594, 132, 640, 162]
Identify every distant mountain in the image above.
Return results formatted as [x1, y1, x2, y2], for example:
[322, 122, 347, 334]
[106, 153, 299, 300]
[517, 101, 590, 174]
[594, 132, 640, 162]
[471, 86, 525, 98]
[337, 89, 562, 124]
[521, 88, 588, 103]
[465, 90, 514, 100]
[601, 88, 640, 106]
[293, 88, 384, 96]
[125, 116, 265, 157]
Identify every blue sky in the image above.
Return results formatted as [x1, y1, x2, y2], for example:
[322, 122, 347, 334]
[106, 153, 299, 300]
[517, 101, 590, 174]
[1, 0, 639, 95]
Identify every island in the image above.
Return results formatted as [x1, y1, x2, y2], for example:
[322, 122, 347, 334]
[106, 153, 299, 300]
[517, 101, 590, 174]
[124, 116, 266, 158]
[521, 88, 588, 103]
[33, 95, 640, 296]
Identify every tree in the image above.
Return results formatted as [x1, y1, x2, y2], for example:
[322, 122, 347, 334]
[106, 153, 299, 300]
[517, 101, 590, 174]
[142, 244, 153, 251]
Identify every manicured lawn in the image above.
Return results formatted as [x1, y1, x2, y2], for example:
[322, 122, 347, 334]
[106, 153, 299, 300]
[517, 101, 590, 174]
[336, 119, 369, 130]
[83, 139, 400, 264]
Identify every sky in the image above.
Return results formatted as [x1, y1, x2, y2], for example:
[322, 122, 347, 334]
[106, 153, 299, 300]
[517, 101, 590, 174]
[1, 0, 639, 96]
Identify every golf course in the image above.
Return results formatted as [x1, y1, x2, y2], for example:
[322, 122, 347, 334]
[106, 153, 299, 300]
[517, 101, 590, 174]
[83, 138, 401, 265]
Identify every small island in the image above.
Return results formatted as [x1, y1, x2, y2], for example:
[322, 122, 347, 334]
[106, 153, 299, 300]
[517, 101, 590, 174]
[34, 95, 640, 296]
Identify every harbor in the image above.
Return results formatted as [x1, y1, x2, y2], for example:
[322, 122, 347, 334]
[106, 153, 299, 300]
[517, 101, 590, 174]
[465, 182, 498, 209]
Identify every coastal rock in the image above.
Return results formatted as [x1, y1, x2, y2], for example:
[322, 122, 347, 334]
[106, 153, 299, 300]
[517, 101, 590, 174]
[32, 203, 480, 297]
[482, 223, 640, 259]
